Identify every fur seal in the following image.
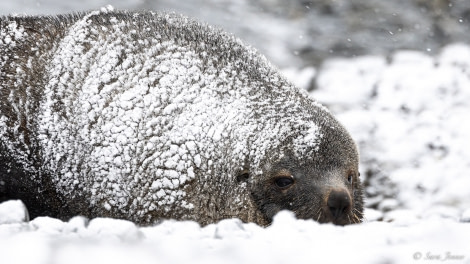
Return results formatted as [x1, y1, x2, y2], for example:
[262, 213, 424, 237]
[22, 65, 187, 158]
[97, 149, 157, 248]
[0, 9, 363, 226]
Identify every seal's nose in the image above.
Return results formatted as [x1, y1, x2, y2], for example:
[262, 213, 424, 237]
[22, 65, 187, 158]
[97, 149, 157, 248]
[327, 189, 351, 219]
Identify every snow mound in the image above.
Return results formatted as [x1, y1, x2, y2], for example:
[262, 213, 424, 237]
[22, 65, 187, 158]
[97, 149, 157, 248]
[0, 200, 29, 224]
[1, 201, 469, 264]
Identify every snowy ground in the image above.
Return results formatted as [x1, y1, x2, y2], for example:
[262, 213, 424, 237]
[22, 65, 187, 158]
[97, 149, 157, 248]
[1, 44, 470, 264]
[2, 2, 470, 264]
[1, 201, 469, 264]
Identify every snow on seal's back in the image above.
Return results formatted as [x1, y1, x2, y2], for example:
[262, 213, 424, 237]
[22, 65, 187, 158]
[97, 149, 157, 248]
[0, 9, 363, 226]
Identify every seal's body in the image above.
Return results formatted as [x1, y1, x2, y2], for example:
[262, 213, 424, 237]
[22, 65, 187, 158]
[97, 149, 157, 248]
[0, 10, 363, 226]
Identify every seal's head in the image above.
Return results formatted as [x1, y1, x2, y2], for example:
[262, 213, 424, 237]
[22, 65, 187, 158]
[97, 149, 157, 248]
[243, 119, 364, 226]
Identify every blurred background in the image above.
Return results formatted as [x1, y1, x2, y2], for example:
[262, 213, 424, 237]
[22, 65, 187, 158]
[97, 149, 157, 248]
[1, 0, 469, 70]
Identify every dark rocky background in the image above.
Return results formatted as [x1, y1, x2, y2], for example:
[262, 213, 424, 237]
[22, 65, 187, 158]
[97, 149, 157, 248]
[2, 0, 469, 68]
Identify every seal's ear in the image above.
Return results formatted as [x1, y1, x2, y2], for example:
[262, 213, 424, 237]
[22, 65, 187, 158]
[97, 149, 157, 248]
[236, 169, 250, 183]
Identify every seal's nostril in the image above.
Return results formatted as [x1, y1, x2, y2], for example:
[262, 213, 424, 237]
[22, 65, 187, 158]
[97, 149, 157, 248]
[327, 189, 351, 219]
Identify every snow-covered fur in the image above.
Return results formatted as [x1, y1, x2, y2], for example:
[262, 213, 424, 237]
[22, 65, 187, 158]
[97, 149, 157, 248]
[0, 9, 363, 226]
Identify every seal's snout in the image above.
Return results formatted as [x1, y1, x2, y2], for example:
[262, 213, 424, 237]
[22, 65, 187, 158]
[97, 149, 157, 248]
[326, 188, 352, 222]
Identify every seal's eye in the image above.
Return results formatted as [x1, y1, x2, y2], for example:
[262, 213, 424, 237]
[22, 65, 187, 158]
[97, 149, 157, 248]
[347, 173, 353, 184]
[274, 177, 294, 189]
